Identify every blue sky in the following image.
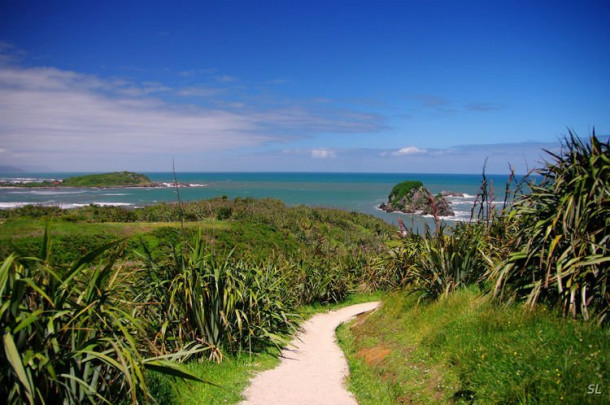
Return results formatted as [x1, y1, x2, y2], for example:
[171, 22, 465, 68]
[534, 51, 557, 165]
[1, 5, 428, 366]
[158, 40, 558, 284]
[0, 0, 608, 173]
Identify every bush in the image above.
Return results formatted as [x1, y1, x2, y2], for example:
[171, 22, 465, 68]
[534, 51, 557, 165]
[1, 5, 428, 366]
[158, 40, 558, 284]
[0, 234, 209, 404]
[136, 235, 298, 361]
[492, 131, 609, 323]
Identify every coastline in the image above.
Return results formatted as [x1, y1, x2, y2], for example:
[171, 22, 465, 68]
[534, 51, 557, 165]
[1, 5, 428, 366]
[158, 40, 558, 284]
[0, 182, 207, 190]
[0, 172, 493, 225]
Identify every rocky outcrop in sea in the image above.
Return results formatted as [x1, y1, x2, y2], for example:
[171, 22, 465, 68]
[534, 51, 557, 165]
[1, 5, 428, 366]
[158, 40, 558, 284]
[379, 181, 455, 217]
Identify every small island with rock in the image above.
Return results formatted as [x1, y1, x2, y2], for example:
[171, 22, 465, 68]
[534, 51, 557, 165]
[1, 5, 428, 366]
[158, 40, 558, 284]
[379, 180, 455, 217]
[0, 171, 195, 189]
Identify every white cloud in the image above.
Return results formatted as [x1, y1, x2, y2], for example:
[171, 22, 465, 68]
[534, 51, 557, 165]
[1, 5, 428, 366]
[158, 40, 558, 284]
[391, 146, 428, 156]
[311, 148, 337, 159]
[0, 67, 266, 156]
[0, 64, 386, 170]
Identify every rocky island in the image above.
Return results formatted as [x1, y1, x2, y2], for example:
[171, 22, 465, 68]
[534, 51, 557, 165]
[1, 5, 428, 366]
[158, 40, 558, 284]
[379, 180, 455, 217]
[0, 171, 195, 188]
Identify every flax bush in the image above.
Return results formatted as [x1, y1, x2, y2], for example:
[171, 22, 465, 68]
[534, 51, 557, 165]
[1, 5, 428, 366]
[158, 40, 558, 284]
[491, 131, 609, 323]
[0, 234, 203, 404]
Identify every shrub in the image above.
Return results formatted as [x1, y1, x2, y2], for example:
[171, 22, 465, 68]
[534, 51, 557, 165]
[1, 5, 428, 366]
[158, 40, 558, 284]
[491, 131, 609, 323]
[136, 235, 298, 361]
[403, 223, 488, 300]
[0, 238, 204, 404]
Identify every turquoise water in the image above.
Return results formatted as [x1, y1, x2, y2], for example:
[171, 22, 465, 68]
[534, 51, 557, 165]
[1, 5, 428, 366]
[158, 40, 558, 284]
[0, 172, 514, 227]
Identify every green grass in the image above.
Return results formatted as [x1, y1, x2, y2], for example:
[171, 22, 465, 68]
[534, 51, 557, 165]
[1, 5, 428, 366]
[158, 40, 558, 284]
[337, 323, 396, 403]
[0, 217, 228, 238]
[167, 350, 281, 404]
[0, 218, 231, 265]
[339, 288, 610, 404]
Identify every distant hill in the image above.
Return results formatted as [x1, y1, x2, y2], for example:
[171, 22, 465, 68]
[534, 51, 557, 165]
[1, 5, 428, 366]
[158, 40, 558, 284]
[60, 171, 153, 187]
[0, 165, 25, 173]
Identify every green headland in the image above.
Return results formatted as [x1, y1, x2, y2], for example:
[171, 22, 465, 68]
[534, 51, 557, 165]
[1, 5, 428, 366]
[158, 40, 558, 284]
[0, 171, 158, 188]
[60, 171, 153, 187]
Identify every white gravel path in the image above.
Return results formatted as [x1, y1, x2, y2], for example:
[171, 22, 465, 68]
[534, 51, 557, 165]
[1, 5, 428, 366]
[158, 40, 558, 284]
[240, 301, 380, 405]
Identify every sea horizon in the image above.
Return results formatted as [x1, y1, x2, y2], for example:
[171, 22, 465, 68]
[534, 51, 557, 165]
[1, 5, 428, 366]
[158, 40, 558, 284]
[0, 171, 521, 228]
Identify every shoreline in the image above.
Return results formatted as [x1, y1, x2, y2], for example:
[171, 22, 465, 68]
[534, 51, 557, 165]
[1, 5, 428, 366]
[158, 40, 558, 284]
[0, 182, 207, 190]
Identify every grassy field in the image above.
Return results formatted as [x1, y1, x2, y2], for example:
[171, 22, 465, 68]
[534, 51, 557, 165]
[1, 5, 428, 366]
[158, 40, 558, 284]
[338, 288, 610, 404]
[0, 217, 228, 238]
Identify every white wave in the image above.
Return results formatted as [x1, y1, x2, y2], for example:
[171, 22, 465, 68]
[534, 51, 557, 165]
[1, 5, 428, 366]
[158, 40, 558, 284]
[0, 202, 30, 209]
[91, 202, 132, 207]
[421, 213, 469, 223]
[0, 177, 60, 184]
[0, 201, 133, 210]
[102, 193, 127, 196]
[57, 203, 89, 209]
[189, 183, 207, 187]
[447, 196, 475, 203]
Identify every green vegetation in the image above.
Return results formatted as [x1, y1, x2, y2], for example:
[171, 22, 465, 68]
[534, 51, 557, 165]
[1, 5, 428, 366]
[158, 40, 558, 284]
[339, 288, 610, 404]
[384, 132, 608, 324]
[168, 350, 281, 404]
[0, 171, 154, 188]
[0, 198, 396, 403]
[491, 132, 609, 322]
[0, 235, 206, 404]
[0, 198, 395, 267]
[393, 223, 488, 301]
[60, 171, 153, 187]
[1, 131, 607, 404]
[388, 180, 424, 205]
[336, 131, 609, 403]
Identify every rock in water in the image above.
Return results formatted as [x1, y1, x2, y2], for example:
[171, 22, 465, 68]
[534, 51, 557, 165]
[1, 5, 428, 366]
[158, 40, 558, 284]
[379, 180, 455, 216]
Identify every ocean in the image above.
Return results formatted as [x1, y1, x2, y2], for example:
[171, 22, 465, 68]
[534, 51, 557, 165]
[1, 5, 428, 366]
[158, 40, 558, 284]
[0, 172, 514, 227]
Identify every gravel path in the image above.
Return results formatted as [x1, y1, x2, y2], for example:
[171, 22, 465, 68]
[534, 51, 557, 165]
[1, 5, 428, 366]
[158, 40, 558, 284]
[240, 301, 380, 405]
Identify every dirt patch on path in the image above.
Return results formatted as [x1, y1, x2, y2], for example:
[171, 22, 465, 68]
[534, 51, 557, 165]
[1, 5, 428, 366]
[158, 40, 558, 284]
[240, 301, 380, 405]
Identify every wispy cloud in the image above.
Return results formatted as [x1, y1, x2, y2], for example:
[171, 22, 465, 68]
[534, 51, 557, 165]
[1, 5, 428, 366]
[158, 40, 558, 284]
[410, 95, 505, 115]
[311, 148, 337, 159]
[175, 86, 226, 97]
[0, 61, 386, 169]
[466, 102, 506, 112]
[416, 94, 451, 109]
[0, 66, 266, 155]
[0, 41, 26, 65]
[215, 74, 239, 83]
[412, 94, 456, 115]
